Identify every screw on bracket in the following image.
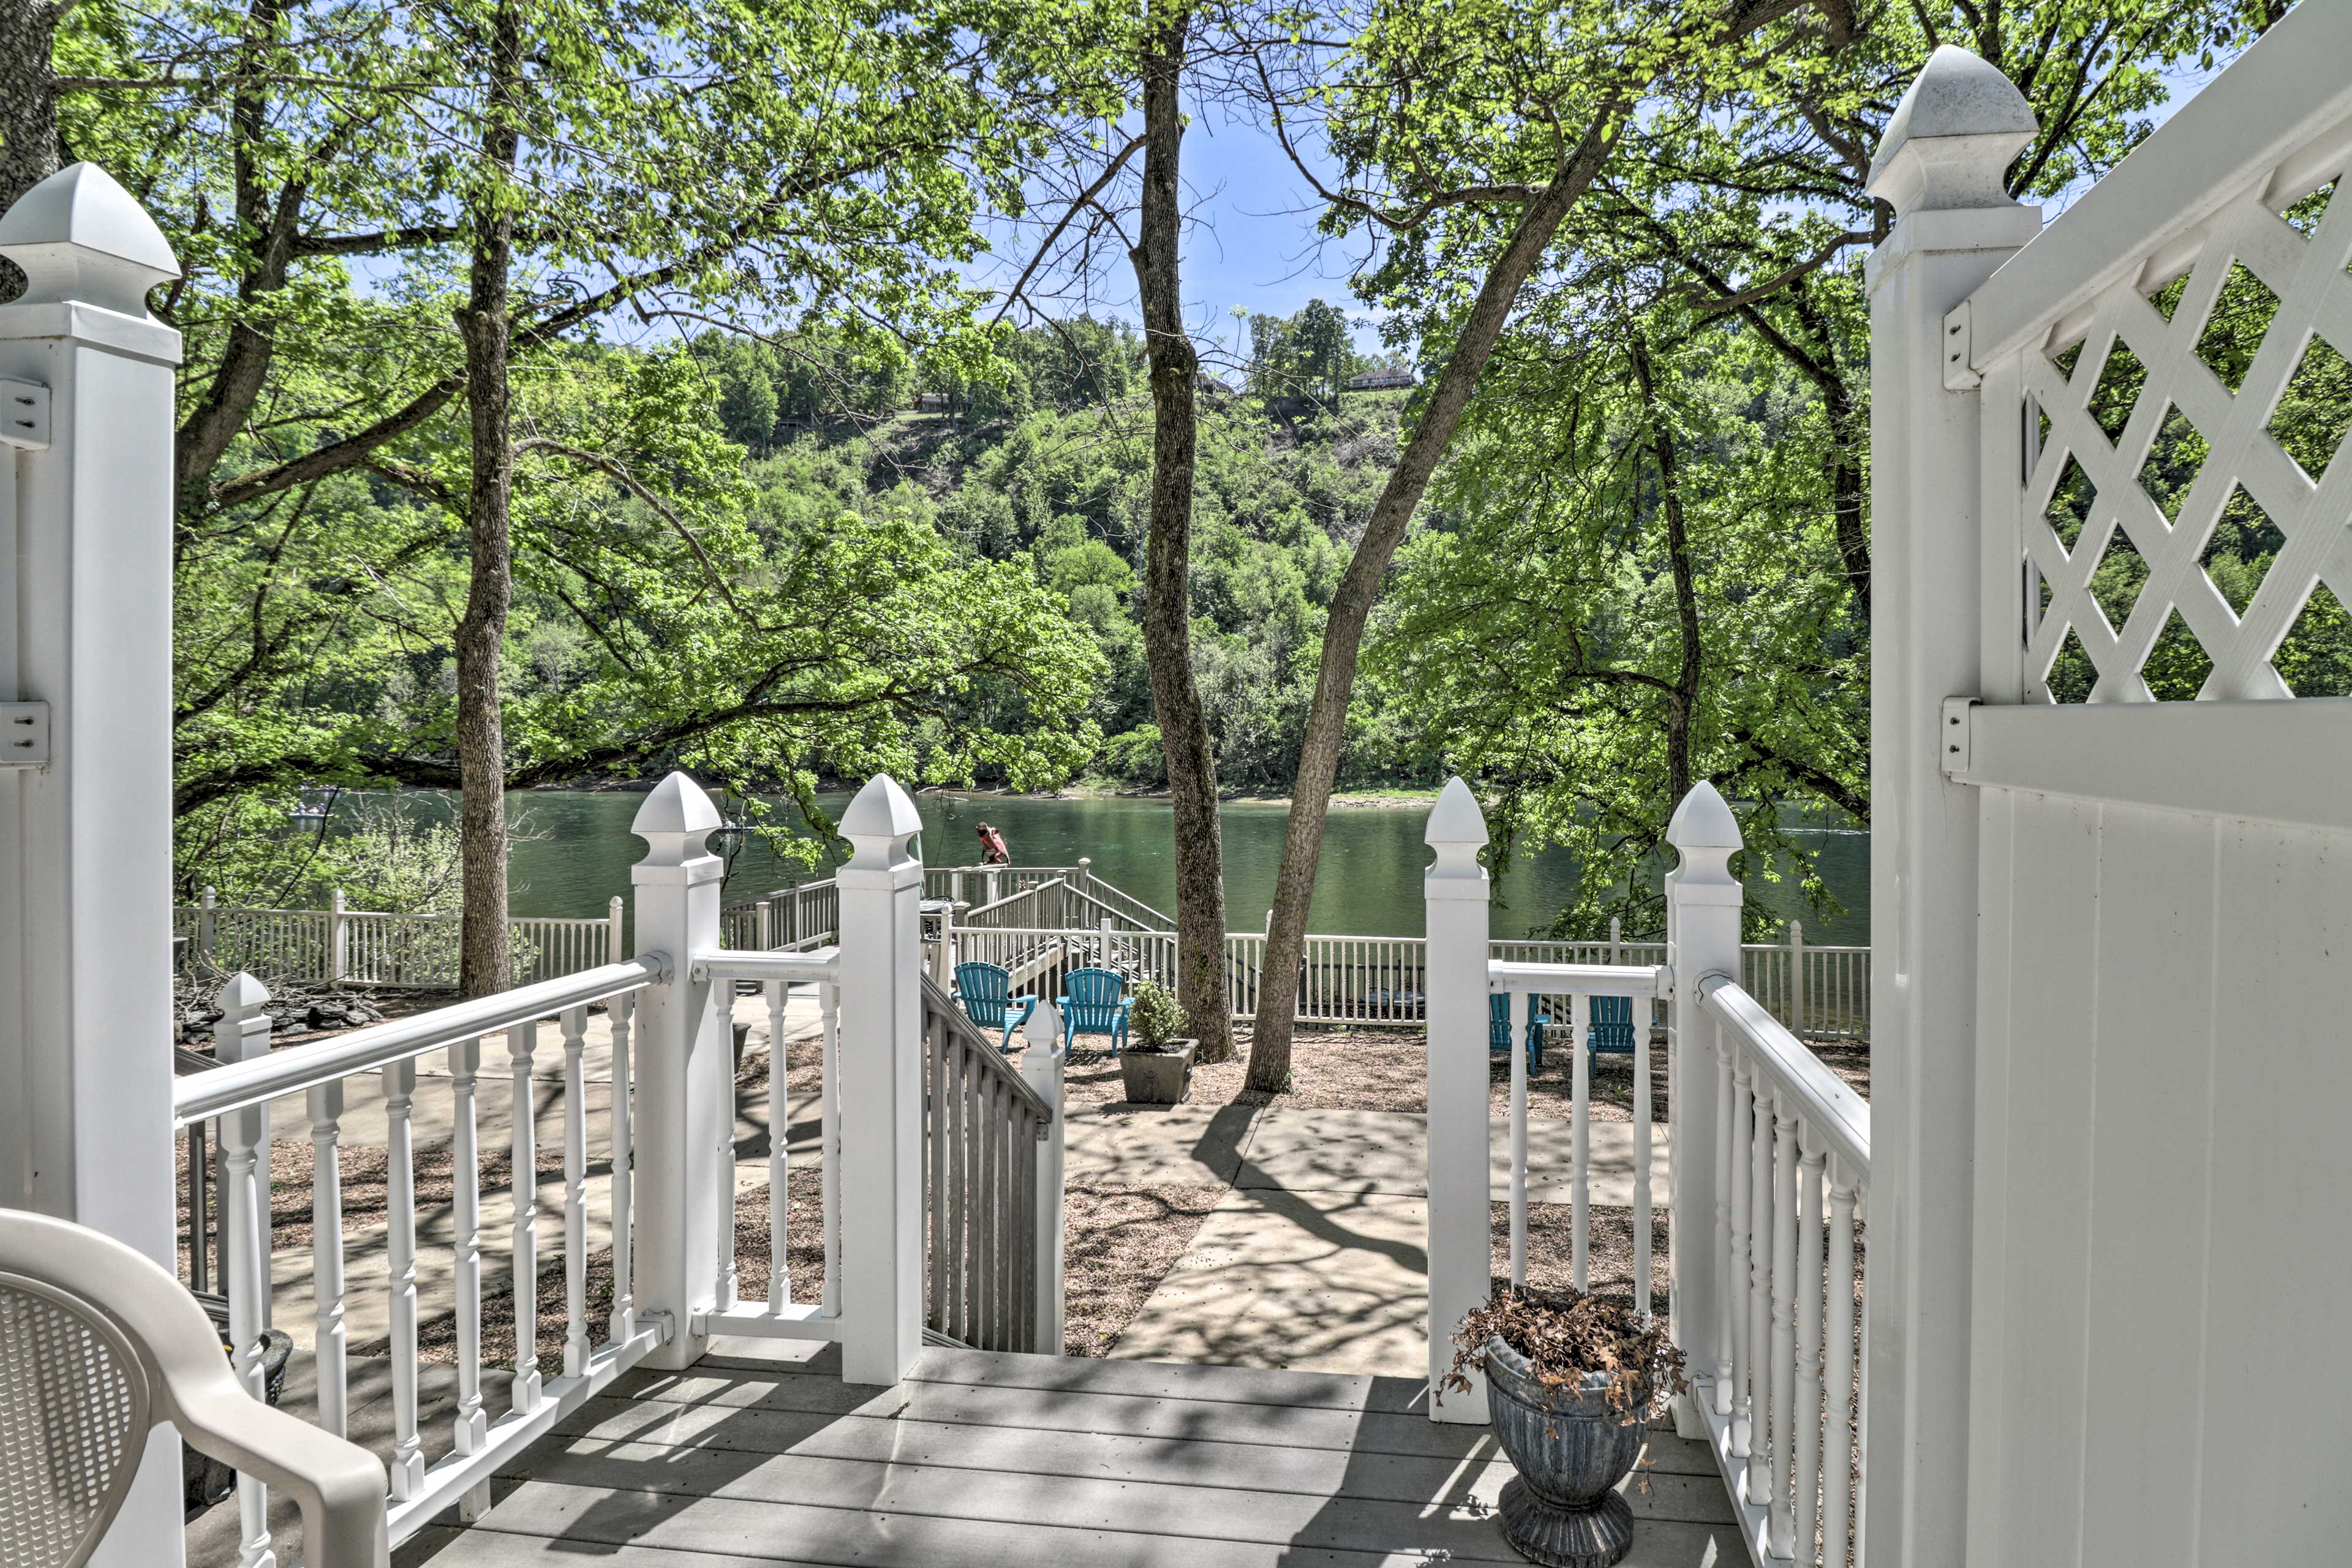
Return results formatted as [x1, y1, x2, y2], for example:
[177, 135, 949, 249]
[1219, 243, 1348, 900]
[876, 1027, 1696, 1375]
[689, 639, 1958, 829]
[0, 703, 51, 767]
[0, 380, 51, 451]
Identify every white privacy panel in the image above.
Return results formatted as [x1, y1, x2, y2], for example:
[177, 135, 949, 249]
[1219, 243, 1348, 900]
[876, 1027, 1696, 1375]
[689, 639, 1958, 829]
[1967, 791, 2352, 1567]
[2012, 156, 2352, 704]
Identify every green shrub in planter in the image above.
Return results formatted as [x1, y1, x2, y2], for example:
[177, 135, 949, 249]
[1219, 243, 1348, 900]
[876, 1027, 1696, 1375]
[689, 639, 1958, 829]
[1129, 980, 1189, 1052]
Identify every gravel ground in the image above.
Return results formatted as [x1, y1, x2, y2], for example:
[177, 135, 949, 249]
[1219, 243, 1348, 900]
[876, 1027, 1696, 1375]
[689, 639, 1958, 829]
[1036, 1025, 1677, 1123]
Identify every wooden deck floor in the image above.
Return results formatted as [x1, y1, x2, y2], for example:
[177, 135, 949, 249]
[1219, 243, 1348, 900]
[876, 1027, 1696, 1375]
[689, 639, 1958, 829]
[392, 1338, 1745, 1567]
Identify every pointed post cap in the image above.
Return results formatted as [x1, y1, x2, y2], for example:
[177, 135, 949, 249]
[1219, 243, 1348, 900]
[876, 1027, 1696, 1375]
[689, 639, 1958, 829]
[1424, 777, 1488, 884]
[842, 774, 921, 870]
[1866, 45, 2037, 216]
[631, 771, 721, 867]
[1665, 780, 1741, 851]
[0, 162, 181, 315]
[213, 970, 271, 1014]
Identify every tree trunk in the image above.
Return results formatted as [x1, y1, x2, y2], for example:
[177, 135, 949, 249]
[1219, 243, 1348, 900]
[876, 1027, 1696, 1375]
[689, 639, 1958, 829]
[0, 0, 62, 301]
[1128, 3, 1232, 1062]
[1632, 338, 1702, 805]
[1244, 113, 1623, 1093]
[453, 1, 522, 998]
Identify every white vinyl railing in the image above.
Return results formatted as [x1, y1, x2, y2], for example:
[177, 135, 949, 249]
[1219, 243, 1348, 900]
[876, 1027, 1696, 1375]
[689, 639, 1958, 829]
[176, 889, 625, 989]
[1698, 976, 1869, 1568]
[942, 915, 1865, 1042]
[1488, 961, 1675, 1310]
[688, 946, 846, 1340]
[173, 957, 671, 1550]
[718, 878, 839, 952]
[1420, 775, 1873, 1565]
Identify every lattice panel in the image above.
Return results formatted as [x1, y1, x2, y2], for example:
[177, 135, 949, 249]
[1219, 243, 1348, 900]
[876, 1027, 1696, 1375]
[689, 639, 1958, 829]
[2018, 159, 2352, 701]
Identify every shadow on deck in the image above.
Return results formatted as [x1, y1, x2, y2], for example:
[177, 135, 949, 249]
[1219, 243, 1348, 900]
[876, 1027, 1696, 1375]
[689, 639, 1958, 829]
[385, 1338, 1743, 1567]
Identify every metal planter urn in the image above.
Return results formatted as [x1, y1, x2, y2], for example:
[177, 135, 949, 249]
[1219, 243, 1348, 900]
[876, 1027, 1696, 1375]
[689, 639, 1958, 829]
[1117, 1039, 1196, 1104]
[1484, 1335, 1649, 1568]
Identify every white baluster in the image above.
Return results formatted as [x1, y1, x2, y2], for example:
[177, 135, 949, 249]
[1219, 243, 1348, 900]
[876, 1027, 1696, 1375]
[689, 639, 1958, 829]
[717, 978, 742, 1313]
[1747, 1073, 1775, 1509]
[1570, 991, 1591, 1292]
[1826, 1158, 1860, 1568]
[383, 1056, 424, 1496]
[1508, 987, 1529, 1287]
[509, 1020, 542, 1412]
[1796, 1130, 1826, 1562]
[215, 974, 275, 1568]
[1633, 989, 1653, 1317]
[447, 1036, 486, 1433]
[1728, 1055, 1755, 1461]
[609, 995, 636, 1342]
[1716, 1020, 1737, 1416]
[562, 1005, 591, 1375]
[820, 979, 842, 1314]
[306, 1079, 349, 1439]
[765, 978, 793, 1310]
[1770, 1092, 1800, 1556]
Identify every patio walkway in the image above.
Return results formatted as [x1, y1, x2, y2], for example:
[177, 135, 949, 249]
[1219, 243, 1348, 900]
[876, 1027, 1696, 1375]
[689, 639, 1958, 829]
[1063, 1097, 1671, 1377]
[391, 1340, 1746, 1567]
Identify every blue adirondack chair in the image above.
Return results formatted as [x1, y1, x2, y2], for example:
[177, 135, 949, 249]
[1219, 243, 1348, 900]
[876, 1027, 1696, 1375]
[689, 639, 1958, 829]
[1588, 993, 1638, 1075]
[1488, 993, 1544, 1071]
[954, 961, 1036, 1053]
[1057, 967, 1133, 1054]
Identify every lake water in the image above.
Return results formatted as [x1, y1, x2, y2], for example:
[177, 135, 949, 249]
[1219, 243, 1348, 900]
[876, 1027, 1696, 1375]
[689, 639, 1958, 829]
[450, 790, 1869, 944]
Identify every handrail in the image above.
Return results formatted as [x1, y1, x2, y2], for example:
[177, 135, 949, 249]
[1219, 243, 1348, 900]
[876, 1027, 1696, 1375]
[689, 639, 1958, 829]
[718, 876, 836, 914]
[693, 946, 840, 984]
[173, 955, 670, 1125]
[960, 876, 1069, 927]
[1488, 959, 1673, 999]
[919, 973, 1054, 1129]
[1700, 974, 1869, 1178]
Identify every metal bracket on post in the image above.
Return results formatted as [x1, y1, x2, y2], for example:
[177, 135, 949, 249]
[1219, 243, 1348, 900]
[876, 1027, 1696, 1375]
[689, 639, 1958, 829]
[1940, 696, 1979, 778]
[0, 379, 49, 449]
[1940, 302, 1978, 390]
[0, 701, 50, 767]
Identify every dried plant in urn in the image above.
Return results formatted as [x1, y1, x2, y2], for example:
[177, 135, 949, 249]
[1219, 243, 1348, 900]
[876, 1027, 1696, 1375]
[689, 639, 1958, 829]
[1442, 1286, 1686, 1568]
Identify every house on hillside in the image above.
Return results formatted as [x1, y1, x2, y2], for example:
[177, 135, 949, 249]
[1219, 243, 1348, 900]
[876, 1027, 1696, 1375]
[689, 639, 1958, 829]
[1347, 367, 1417, 391]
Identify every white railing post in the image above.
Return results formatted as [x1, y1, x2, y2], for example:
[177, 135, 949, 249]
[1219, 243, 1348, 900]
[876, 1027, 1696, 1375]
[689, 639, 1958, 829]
[835, 774, 926, 1384]
[1020, 1000, 1068, 1355]
[328, 887, 348, 986]
[629, 772, 727, 1370]
[200, 885, 219, 966]
[1665, 782, 1743, 1440]
[213, 973, 276, 1568]
[1423, 778, 1490, 1423]
[608, 893, 625, 962]
[1863, 47, 2040, 1567]
[0, 164, 185, 1567]
[1789, 919, 1804, 1039]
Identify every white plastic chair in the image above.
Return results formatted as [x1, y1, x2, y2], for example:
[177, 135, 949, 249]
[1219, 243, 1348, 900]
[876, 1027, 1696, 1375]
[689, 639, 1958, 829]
[0, 1210, 390, 1568]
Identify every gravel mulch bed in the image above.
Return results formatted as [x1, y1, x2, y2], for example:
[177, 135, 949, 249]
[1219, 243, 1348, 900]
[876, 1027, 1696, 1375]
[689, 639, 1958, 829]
[1061, 1184, 1227, 1357]
[1031, 1025, 1687, 1123]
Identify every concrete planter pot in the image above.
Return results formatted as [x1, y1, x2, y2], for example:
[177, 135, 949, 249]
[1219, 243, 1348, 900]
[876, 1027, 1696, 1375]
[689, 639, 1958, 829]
[1118, 1039, 1196, 1104]
[1484, 1335, 1650, 1568]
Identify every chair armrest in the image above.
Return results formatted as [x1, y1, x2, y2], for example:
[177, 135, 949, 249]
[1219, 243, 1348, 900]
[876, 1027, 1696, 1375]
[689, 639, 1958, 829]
[173, 1389, 390, 1568]
[1010, 994, 1039, 1022]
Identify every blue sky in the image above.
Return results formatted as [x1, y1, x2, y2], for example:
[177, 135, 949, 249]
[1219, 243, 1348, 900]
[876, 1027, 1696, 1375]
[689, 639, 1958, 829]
[968, 108, 1401, 364]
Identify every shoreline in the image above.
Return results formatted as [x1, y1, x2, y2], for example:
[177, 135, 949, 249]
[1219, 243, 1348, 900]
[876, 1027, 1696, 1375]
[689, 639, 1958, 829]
[532, 778, 1442, 810]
